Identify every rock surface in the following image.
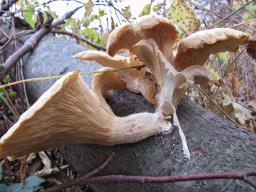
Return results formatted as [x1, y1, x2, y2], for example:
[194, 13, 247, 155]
[22, 35, 256, 192]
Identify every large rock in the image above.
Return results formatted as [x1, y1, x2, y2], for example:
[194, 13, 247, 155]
[21, 35, 256, 192]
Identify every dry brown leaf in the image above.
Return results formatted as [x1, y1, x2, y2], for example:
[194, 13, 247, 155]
[228, 74, 240, 96]
[85, 0, 93, 16]
[246, 40, 256, 60]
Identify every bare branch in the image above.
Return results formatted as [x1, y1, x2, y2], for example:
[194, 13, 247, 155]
[1, 6, 82, 77]
[50, 30, 106, 51]
[208, 0, 256, 29]
[45, 152, 115, 192]
[45, 170, 256, 192]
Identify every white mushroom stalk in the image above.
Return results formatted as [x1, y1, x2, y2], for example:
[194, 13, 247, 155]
[0, 71, 172, 160]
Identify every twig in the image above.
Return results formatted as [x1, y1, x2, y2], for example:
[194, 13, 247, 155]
[227, 18, 256, 28]
[1, 6, 82, 76]
[0, 64, 145, 89]
[45, 152, 115, 192]
[191, 2, 224, 18]
[50, 30, 106, 51]
[0, 86, 19, 119]
[0, 30, 34, 50]
[44, 170, 256, 191]
[94, 3, 131, 23]
[208, 0, 256, 29]
[0, 0, 18, 16]
[223, 48, 245, 77]
[18, 59, 30, 108]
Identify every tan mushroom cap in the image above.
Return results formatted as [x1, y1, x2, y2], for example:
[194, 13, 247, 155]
[74, 50, 129, 68]
[107, 15, 179, 62]
[174, 28, 249, 71]
[0, 71, 172, 160]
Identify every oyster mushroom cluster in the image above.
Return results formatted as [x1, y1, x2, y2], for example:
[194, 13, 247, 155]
[0, 15, 250, 160]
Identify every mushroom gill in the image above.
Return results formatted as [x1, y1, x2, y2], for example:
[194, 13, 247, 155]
[74, 51, 158, 104]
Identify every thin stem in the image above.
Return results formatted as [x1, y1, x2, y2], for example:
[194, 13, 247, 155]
[0, 64, 145, 89]
[191, 2, 224, 18]
[1, 6, 83, 76]
[45, 153, 115, 192]
[208, 0, 256, 29]
[0, 88, 19, 120]
[50, 30, 106, 51]
[227, 18, 256, 28]
[223, 48, 245, 77]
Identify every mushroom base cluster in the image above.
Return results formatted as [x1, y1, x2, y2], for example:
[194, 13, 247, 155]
[0, 15, 251, 160]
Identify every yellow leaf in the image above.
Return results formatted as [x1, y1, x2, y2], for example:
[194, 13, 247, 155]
[167, 0, 200, 36]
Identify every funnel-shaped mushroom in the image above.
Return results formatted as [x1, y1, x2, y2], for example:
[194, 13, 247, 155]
[107, 15, 179, 63]
[174, 28, 249, 71]
[0, 71, 172, 160]
[74, 51, 158, 104]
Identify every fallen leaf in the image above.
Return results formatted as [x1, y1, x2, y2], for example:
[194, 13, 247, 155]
[84, 0, 93, 16]
[247, 40, 256, 60]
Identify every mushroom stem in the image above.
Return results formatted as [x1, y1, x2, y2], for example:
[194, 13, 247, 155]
[0, 71, 172, 160]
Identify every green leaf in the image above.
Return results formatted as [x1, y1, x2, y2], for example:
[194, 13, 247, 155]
[83, 27, 101, 43]
[167, 0, 200, 36]
[217, 52, 228, 63]
[24, 11, 36, 29]
[98, 9, 106, 17]
[139, 3, 151, 16]
[22, 2, 36, 29]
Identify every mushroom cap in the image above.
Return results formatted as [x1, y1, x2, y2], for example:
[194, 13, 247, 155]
[174, 28, 249, 71]
[74, 50, 129, 68]
[107, 15, 179, 62]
